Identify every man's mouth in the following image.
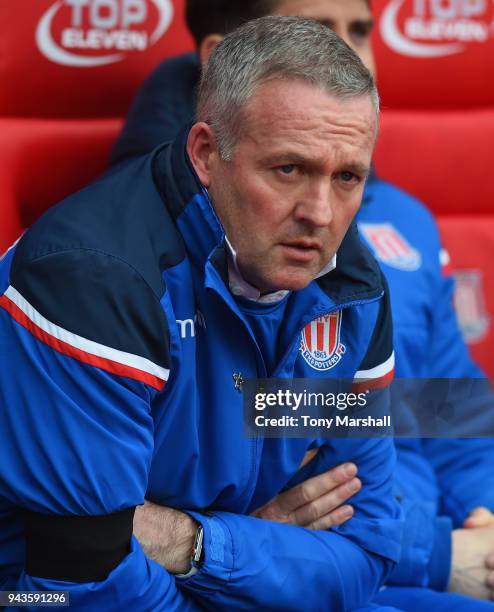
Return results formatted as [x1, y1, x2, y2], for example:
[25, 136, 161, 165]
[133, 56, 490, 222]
[283, 239, 322, 249]
[280, 240, 322, 262]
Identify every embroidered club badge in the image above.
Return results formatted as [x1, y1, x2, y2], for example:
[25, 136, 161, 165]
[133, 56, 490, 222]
[300, 312, 346, 371]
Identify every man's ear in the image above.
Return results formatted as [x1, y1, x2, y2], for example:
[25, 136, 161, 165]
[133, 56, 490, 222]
[187, 122, 218, 188]
[199, 33, 224, 65]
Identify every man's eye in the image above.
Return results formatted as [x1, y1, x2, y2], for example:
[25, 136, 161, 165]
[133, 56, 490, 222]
[278, 165, 296, 175]
[340, 171, 356, 183]
[351, 23, 373, 42]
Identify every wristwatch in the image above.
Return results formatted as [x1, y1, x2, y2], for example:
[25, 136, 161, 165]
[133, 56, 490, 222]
[176, 524, 204, 579]
[192, 524, 205, 567]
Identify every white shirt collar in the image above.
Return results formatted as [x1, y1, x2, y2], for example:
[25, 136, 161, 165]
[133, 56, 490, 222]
[224, 236, 337, 304]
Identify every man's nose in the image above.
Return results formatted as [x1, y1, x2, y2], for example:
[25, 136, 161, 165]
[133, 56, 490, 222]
[294, 183, 333, 228]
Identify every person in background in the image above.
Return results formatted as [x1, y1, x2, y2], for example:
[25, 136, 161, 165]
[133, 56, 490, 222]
[111, 1, 494, 610]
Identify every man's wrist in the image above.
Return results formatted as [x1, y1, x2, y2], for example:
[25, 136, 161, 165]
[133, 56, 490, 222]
[176, 511, 235, 583]
[133, 502, 200, 574]
[168, 513, 201, 575]
[175, 524, 204, 578]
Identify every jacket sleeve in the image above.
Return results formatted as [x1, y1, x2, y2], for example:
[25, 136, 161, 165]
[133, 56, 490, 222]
[179, 509, 394, 612]
[420, 243, 494, 525]
[0, 248, 200, 611]
[386, 499, 452, 590]
[176, 286, 402, 612]
[179, 439, 401, 611]
[423, 433, 494, 526]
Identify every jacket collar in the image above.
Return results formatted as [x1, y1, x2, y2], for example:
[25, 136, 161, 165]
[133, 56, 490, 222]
[152, 126, 225, 269]
[153, 126, 384, 306]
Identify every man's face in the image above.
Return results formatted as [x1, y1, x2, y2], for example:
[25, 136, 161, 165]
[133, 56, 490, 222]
[273, 0, 376, 75]
[206, 80, 376, 293]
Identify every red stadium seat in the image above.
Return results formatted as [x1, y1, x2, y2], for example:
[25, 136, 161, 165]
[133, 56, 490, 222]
[372, 0, 494, 375]
[0, 0, 193, 252]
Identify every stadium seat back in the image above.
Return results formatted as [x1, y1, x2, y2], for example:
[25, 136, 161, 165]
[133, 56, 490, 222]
[372, 0, 494, 375]
[0, 0, 193, 251]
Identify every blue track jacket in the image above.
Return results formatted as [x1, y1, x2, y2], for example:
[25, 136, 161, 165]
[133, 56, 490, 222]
[0, 127, 401, 610]
[110, 51, 494, 594]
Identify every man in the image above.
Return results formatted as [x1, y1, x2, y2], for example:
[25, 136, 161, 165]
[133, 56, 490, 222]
[0, 17, 401, 611]
[111, 1, 494, 610]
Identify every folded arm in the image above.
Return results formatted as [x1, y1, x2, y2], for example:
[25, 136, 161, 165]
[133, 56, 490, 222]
[165, 439, 400, 611]
[0, 249, 201, 610]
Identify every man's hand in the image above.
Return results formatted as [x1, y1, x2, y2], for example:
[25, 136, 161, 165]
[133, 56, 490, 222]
[251, 462, 361, 530]
[133, 501, 198, 575]
[449, 525, 494, 600]
[463, 506, 494, 529]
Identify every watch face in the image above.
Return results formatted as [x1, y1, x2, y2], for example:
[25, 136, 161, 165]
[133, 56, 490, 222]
[193, 525, 204, 565]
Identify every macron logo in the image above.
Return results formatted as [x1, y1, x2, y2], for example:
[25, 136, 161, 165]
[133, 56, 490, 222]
[176, 310, 206, 339]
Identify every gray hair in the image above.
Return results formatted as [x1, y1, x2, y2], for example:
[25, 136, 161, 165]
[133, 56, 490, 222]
[197, 16, 380, 160]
